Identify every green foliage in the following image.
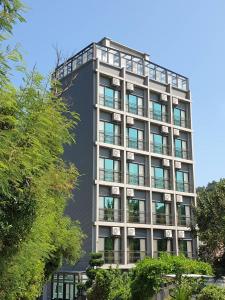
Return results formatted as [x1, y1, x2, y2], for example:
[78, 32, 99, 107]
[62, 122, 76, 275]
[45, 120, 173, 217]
[130, 254, 213, 300]
[197, 284, 225, 300]
[85, 252, 104, 289]
[87, 268, 131, 300]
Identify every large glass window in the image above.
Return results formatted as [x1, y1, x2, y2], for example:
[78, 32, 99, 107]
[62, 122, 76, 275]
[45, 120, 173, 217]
[127, 127, 144, 150]
[128, 199, 145, 223]
[151, 167, 170, 189]
[177, 204, 191, 226]
[128, 238, 146, 263]
[99, 158, 120, 182]
[151, 133, 168, 155]
[99, 196, 120, 222]
[174, 138, 188, 159]
[52, 273, 77, 300]
[176, 171, 189, 192]
[99, 86, 120, 109]
[150, 101, 167, 122]
[127, 94, 144, 116]
[153, 202, 171, 225]
[99, 121, 120, 145]
[99, 237, 121, 264]
[178, 240, 192, 257]
[153, 239, 173, 257]
[127, 162, 145, 186]
[174, 108, 186, 127]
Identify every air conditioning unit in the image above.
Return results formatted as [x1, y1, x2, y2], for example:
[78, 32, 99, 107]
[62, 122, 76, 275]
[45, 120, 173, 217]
[127, 227, 135, 236]
[127, 116, 134, 126]
[165, 230, 173, 238]
[161, 94, 167, 102]
[178, 230, 185, 239]
[161, 126, 169, 134]
[162, 159, 170, 167]
[112, 149, 121, 158]
[126, 82, 134, 92]
[164, 193, 172, 202]
[175, 161, 182, 169]
[176, 195, 183, 203]
[112, 77, 120, 87]
[127, 188, 134, 197]
[112, 227, 121, 236]
[173, 128, 180, 136]
[172, 97, 179, 105]
[112, 113, 121, 122]
[127, 152, 134, 161]
[111, 186, 120, 195]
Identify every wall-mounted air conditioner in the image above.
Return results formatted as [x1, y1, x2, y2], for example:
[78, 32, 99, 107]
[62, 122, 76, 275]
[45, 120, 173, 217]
[126, 82, 134, 92]
[127, 188, 134, 198]
[161, 126, 169, 134]
[175, 161, 182, 169]
[164, 193, 172, 202]
[178, 230, 185, 239]
[112, 77, 120, 87]
[173, 128, 180, 136]
[111, 186, 120, 195]
[127, 116, 134, 126]
[165, 229, 173, 238]
[112, 227, 121, 236]
[161, 94, 167, 102]
[127, 227, 135, 236]
[112, 113, 121, 122]
[176, 195, 183, 203]
[172, 97, 179, 105]
[112, 149, 121, 158]
[162, 159, 170, 167]
[127, 152, 134, 161]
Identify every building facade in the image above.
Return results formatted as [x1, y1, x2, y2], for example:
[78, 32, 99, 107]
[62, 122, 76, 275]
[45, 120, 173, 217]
[47, 38, 197, 299]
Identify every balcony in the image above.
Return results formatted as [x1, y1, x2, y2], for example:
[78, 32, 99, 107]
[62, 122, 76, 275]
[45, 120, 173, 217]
[174, 148, 192, 160]
[150, 143, 170, 156]
[99, 208, 123, 222]
[153, 213, 173, 226]
[99, 95, 121, 110]
[100, 251, 123, 264]
[151, 177, 172, 190]
[126, 138, 146, 151]
[99, 169, 122, 183]
[176, 182, 193, 193]
[127, 174, 146, 186]
[126, 104, 144, 117]
[153, 251, 176, 258]
[174, 117, 191, 129]
[127, 210, 147, 224]
[99, 131, 121, 146]
[127, 251, 147, 263]
[177, 215, 191, 227]
[150, 110, 168, 123]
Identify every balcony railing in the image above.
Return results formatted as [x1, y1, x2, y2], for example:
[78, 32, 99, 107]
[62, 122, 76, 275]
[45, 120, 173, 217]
[127, 210, 146, 224]
[126, 104, 144, 117]
[99, 208, 123, 222]
[99, 131, 121, 146]
[99, 169, 122, 183]
[127, 174, 146, 186]
[126, 138, 146, 151]
[153, 213, 173, 226]
[151, 177, 172, 190]
[150, 143, 170, 156]
[176, 182, 193, 193]
[178, 251, 194, 259]
[153, 251, 176, 258]
[173, 117, 191, 129]
[99, 95, 121, 110]
[100, 250, 123, 264]
[177, 216, 191, 227]
[127, 251, 147, 263]
[150, 110, 168, 123]
[174, 148, 192, 160]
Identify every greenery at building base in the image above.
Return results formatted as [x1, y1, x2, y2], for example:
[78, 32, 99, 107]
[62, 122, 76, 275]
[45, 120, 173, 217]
[0, 0, 84, 299]
[194, 179, 225, 275]
[196, 284, 225, 300]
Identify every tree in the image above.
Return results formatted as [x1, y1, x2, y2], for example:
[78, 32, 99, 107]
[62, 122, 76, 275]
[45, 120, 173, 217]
[194, 179, 225, 273]
[0, 1, 84, 299]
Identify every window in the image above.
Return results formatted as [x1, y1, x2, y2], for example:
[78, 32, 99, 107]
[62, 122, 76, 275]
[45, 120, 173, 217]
[99, 158, 120, 182]
[128, 238, 146, 263]
[52, 273, 77, 300]
[176, 171, 189, 192]
[177, 204, 191, 226]
[127, 162, 145, 186]
[99, 237, 121, 264]
[151, 167, 170, 189]
[99, 86, 120, 109]
[150, 101, 167, 122]
[99, 196, 120, 222]
[99, 121, 120, 145]
[174, 108, 186, 127]
[128, 199, 145, 223]
[178, 240, 192, 257]
[127, 127, 144, 150]
[153, 239, 173, 257]
[151, 133, 168, 155]
[153, 202, 171, 225]
[127, 94, 144, 116]
[175, 138, 188, 159]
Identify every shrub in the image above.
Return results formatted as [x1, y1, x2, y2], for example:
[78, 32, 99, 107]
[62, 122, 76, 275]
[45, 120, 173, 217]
[197, 285, 225, 300]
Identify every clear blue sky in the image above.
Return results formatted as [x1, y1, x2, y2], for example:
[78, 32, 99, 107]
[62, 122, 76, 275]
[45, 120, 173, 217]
[10, 0, 225, 187]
